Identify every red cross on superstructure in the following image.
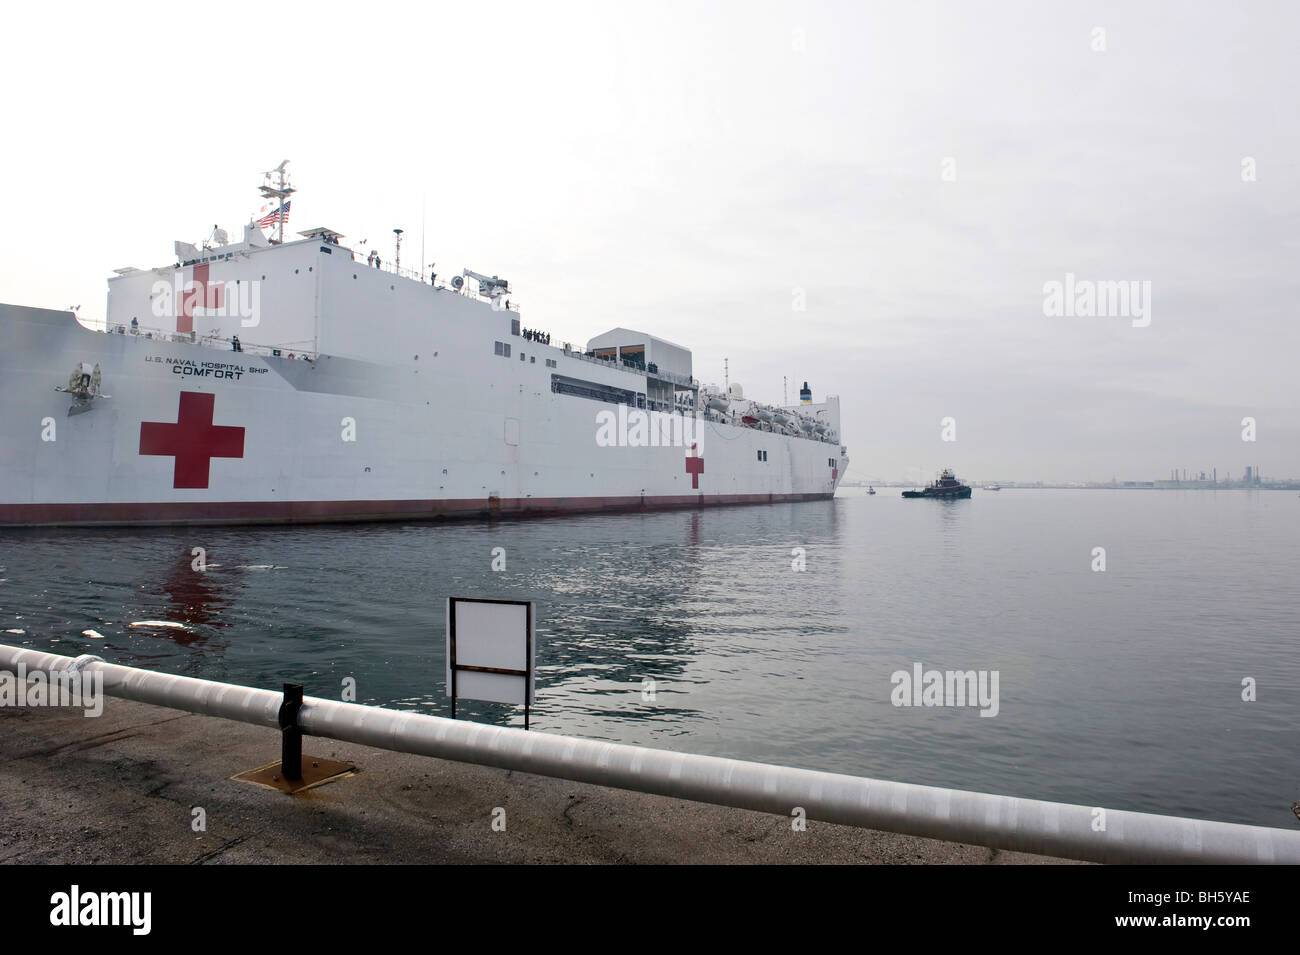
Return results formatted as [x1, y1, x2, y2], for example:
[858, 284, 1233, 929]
[139, 391, 245, 488]
[685, 442, 704, 489]
[178, 263, 224, 334]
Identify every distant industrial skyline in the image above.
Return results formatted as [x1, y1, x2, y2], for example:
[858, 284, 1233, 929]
[845, 464, 1299, 488]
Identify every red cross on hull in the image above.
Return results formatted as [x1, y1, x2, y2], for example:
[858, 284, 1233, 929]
[140, 391, 245, 489]
[685, 443, 704, 489]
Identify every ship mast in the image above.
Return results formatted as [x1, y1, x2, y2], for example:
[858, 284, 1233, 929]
[259, 160, 296, 245]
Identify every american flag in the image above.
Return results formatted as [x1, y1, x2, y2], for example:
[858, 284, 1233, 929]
[256, 200, 291, 229]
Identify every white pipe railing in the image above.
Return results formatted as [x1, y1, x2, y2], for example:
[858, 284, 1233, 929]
[3, 643, 1296, 865]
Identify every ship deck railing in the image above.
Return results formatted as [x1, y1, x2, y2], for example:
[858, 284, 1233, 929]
[346, 251, 521, 312]
[103, 321, 319, 362]
[97, 319, 837, 446]
[561, 347, 699, 389]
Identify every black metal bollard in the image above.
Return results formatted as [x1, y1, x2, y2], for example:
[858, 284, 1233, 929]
[278, 683, 304, 782]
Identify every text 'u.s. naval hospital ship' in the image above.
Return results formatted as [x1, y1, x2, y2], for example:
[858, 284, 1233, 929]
[0, 164, 847, 526]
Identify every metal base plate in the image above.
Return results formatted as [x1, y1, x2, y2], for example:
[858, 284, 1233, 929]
[232, 756, 356, 794]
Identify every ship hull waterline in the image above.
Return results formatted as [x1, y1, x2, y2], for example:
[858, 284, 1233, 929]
[0, 492, 835, 528]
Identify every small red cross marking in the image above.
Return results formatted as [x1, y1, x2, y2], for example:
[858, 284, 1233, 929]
[685, 443, 704, 489]
[178, 263, 225, 333]
[140, 391, 245, 488]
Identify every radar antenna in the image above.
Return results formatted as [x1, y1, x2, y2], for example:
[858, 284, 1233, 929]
[258, 160, 296, 245]
[202, 223, 229, 249]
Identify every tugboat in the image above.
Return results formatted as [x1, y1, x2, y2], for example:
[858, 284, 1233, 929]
[866, 486, 877, 495]
[902, 469, 972, 499]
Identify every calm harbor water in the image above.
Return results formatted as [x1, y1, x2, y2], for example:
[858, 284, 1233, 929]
[1, 488, 1296, 828]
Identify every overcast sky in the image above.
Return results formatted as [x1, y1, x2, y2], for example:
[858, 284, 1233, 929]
[2, 0, 1295, 482]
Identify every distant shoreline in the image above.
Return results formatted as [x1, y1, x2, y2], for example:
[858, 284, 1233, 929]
[839, 483, 1300, 491]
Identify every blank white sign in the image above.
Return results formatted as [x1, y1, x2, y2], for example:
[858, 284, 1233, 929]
[446, 598, 534, 705]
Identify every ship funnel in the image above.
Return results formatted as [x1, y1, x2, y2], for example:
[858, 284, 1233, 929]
[799, 381, 812, 404]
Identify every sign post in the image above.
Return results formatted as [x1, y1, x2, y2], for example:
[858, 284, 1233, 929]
[446, 597, 535, 730]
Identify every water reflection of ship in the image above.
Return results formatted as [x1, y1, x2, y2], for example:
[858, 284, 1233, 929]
[522, 502, 846, 722]
[525, 512, 709, 724]
[143, 551, 235, 653]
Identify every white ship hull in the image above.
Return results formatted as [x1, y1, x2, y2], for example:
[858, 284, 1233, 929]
[0, 304, 847, 527]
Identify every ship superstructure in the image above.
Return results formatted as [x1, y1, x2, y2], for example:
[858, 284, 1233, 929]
[0, 165, 848, 526]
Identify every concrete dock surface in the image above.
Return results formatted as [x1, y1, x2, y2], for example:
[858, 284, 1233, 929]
[0, 698, 1079, 864]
